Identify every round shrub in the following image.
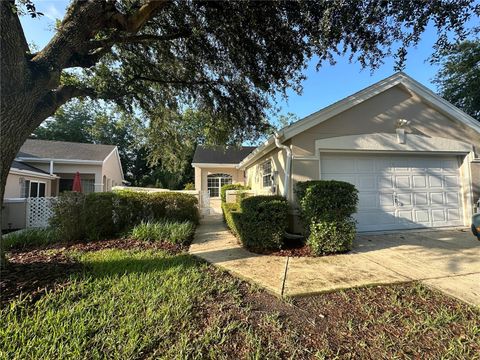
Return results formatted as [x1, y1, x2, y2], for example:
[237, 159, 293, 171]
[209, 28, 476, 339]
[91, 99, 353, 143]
[298, 180, 358, 223]
[183, 182, 195, 190]
[308, 218, 356, 255]
[220, 184, 250, 203]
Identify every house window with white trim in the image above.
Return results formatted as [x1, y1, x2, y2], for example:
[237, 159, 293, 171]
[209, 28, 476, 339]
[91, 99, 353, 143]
[261, 160, 272, 188]
[23, 180, 46, 198]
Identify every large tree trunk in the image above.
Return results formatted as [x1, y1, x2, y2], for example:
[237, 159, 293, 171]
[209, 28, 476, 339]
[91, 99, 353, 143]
[0, 0, 166, 268]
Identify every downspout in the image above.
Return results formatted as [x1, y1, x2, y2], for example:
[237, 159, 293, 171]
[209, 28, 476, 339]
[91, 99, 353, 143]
[274, 132, 292, 201]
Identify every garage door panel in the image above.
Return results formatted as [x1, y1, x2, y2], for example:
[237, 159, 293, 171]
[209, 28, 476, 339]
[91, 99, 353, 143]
[321, 153, 464, 231]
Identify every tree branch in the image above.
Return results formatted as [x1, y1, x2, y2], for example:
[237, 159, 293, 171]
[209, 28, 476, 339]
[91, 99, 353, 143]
[88, 30, 192, 49]
[108, 0, 169, 33]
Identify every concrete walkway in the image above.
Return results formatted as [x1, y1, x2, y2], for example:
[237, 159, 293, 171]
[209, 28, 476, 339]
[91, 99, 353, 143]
[190, 215, 480, 306]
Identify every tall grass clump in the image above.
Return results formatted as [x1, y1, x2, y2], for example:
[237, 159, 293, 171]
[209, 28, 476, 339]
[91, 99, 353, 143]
[130, 221, 195, 244]
[3, 228, 59, 250]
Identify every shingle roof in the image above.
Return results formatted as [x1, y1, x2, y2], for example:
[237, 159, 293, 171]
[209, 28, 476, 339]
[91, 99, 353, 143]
[17, 139, 116, 161]
[10, 160, 50, 175]
[192, 145, 256, 164]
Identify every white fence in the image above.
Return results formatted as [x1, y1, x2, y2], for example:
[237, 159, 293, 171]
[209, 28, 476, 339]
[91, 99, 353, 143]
[26, 197, 56, 228]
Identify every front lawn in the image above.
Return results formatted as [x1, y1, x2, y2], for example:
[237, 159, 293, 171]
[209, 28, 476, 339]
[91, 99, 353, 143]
[1, 245, 479, 359]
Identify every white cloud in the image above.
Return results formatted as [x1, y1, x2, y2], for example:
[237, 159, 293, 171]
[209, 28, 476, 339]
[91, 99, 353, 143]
[43, 4, 63, 21]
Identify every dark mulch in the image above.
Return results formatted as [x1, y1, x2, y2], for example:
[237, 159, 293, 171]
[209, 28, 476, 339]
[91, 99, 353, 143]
[1, 250, 82, 305]
[237, 280, 480, 359]
[1, 238, 186, 305]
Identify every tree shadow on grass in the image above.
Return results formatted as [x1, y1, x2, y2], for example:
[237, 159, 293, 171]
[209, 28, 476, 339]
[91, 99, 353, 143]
[80, 253, 202, 279]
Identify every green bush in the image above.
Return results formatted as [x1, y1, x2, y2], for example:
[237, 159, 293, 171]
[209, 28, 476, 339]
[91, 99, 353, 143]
[84, 192, 118, 240]
[50, 192, 86, 241]
[296, 180, 358, 223]
[183, 182, 195, 190]
[222, 195, 289, 251]
[295, 180, 359, 255]
[3, 228, 59, 250]
[130, 220, 196, 244]
[50, 190, 199, 241]
[220, 184, 250, 203]
[308, 218, 356, 255]
[221, 202, 241, 236]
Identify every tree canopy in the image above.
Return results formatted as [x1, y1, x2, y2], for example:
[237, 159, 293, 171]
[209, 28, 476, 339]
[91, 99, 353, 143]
[434, 39, 480, 119]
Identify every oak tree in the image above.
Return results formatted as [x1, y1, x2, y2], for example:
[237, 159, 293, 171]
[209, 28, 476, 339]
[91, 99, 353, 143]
[1, 0, 479, 266]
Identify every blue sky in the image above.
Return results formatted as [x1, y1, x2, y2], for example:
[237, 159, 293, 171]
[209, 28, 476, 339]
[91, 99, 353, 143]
[22, 1, 450, 122]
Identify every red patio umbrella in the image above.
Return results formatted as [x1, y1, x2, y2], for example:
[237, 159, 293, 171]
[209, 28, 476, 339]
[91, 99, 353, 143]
[72, 171, 83, 192]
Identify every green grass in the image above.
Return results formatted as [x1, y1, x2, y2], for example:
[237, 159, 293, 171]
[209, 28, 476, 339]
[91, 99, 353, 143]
[1, 247, 478, 359]
[0, 249, 299, 359]
[3, 228, 59, 250]
[130, 220, 196, 244]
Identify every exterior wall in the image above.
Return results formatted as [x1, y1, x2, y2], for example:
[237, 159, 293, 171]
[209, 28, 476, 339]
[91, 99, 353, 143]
[288, 85, 480, 202]
[245, 147, 286, 197]
[1, 199, 27, 230]
[4, 173, 53, 198]
[471, 161, 480, 210]
[195, 166, 245, 193]
[102, 151, 124, 191]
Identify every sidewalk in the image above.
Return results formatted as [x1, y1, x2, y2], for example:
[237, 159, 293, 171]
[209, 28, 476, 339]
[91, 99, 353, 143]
[190, 214, 480, 306]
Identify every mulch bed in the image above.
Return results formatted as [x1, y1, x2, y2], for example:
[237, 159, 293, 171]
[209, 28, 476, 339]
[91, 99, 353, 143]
[1, 238, 187, 305]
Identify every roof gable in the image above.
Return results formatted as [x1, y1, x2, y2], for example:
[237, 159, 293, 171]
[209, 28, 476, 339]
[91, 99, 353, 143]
[17, 139, 117, 162]
[239, 72, 480, 168]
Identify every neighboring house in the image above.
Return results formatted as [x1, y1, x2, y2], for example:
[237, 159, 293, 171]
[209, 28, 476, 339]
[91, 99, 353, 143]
[192, 146, 256, 198]
[193, 72, 480, 232]
[5, 139, 124, 198]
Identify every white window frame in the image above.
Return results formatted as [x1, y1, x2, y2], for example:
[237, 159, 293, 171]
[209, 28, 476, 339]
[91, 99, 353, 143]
[23, 180, 47, 198]
[261, 160, 272, 188]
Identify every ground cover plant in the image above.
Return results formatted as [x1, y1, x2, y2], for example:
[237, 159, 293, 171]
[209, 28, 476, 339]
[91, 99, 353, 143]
[3, 228, 59, 251]
[1, 242, 479, 359]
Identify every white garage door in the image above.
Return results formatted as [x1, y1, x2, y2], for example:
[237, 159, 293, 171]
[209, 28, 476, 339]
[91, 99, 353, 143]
[321, 153, 464, 232]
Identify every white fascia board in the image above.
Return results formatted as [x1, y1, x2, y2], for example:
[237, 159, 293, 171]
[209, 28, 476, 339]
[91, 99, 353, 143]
[191, 163, 239, 168]
[9, 169, 58, 179]
[15, 157, 103, 165]
[400, 77, 480, 133]
[238, 71, 480, 168]
[238, 137, 276, 169]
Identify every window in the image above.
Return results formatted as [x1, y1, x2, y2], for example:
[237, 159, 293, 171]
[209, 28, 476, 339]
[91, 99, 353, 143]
[23, 180, 46, 198]
[207, 173, 232, 198]
[262, 160, 272, 188]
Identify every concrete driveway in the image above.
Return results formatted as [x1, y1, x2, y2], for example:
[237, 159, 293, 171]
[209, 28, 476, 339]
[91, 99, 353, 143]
[191, 216, 480, 306]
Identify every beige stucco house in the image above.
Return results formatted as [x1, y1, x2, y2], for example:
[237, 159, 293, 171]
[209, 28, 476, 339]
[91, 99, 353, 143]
[194, 72, 480, 232]
[4, 139, 125, 198]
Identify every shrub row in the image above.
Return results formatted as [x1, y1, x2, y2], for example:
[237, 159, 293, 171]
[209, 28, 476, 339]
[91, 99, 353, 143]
[295, 180, 359, 255]
[222, 195, 289, 251]
[220, 184, 250, 203]
[50, 190, 199, 241]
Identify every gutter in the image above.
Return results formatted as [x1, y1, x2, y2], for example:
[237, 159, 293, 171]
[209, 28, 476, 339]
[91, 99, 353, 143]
[274, 132, 292, 201]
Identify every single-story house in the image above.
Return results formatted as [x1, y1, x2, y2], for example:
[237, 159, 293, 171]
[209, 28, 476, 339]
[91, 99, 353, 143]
[192, 145, 255, 198]
[5, 139, 124, 198]
[193, 72, 480, 232]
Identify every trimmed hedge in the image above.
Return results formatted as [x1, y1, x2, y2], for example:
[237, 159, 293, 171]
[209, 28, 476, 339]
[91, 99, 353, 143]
[295, 180, 359, 256]
[220, 184, 250, 203]
[308, 218, 356, 255]
[50, 190, 199, 241]
[222, 195, 289, 251]
[296, 180, 358, 223]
